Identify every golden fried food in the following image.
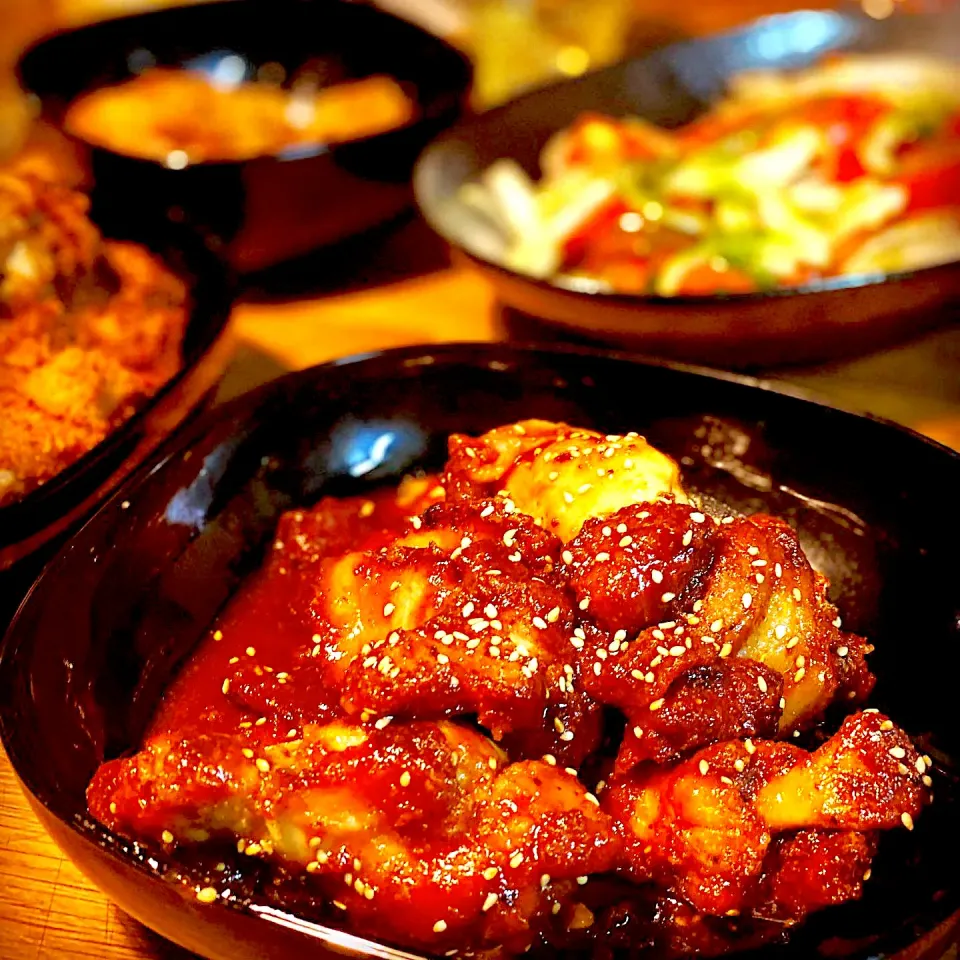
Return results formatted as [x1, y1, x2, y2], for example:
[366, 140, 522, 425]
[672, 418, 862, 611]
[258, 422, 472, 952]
[65, 69, 414, 164]
[0, 173, 187, 506]
[445, 419, 687, 541]
[87, 417, 930, 957]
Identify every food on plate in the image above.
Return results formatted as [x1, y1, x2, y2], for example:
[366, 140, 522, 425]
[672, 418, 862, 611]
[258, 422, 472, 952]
[459, 54, 960, 294]
[0, 172, 187, 506]
[87, 419, 931, 956]
[64, 68, 415, 164]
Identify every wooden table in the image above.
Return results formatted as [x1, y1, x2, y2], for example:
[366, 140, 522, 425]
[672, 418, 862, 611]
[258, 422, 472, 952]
[2, 213, 959, 960]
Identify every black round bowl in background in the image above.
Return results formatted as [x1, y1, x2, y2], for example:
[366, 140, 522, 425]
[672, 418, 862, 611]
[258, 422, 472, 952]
[0, 223, 235, 629]
[0, 343, 957, 960]
[18, 0, 472, 274]
[415, 7, 960, 368]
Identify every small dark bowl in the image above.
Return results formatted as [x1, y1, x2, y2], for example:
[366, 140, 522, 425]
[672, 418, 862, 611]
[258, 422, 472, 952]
[414, 8, 960, 368]
[0, 223, 234, 629]
[18, 0, 472, 274]
[1, 343, 958, 960]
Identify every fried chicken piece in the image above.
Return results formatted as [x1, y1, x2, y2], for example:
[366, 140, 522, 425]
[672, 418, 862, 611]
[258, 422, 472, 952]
[88, 720, 618, 954]
[604, 711, 930, 918]
[566, 500, 874, 767]
[328, 498, 600, 764]
[444, 419, 687, 542]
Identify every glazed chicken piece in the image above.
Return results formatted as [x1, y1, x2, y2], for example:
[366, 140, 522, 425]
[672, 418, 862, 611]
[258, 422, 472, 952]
[604, 710, 931, 919]
[328, 497, 601, 765]
[88, 719, 618, 954]
[565, 499, 873, 768]
[444, 419, 687, 542]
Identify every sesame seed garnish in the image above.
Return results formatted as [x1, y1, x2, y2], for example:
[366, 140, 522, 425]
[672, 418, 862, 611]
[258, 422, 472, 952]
[256, 758, 270, 774]
[546, 606, 561, 623]
[792, 588, 802, 601]
[741, 593, 752, 609]
[661, 592, 676, 603]
[699, 760, 709, 775]
[682, 530, 693, 547]
[690, 512, 705, 523]
[483, 893, 499, 912]
[596, 552, 610, 562]
[480, 504, 495, 518]
[651, 570, 663, 584]
[758, 676, 768, 693]
[433, 920, 448, 933]
[649, 698, 665, 711]
[745, 739, 756, 754]
[585, 793, 600, 806]
[719, 642, 733, 658]
[837, 646, 849, 657]
[576, 876, 589, 885]
[483, 867, 499, 880]
[374, 716, 393, 730]
[915, 756, 926, 773]
[669, 645, 685, 657]
[399, 770, 411, 787]
[509, 852, 525, 868]
[532, 617, 548, 630]
[196, 887, 218, 903]
[213, 630, 223, 641]
[889, 746, 907, 759]
[562, 550, 574, 565]
[901, 811, 914, 831]
[161, 830, 174, 844]
[383, 603, 395, 617]
[710, 620, 723, 633]
[923, 775, 933, 787]
[578, 598, 590, 611]
[241, 748, 254, 759]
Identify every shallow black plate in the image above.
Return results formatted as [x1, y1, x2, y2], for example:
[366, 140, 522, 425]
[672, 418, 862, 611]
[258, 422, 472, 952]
[415, 8, 960, 368]
[18, 0, 472, 273]
[0, 223, 234, 627]
[1, 343, 958, 959]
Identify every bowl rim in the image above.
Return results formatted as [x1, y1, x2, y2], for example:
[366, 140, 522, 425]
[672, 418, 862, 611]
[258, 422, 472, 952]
[17, 0, 474, 169]
[413, 6, 960, 307]
[2, 340, 958, 958]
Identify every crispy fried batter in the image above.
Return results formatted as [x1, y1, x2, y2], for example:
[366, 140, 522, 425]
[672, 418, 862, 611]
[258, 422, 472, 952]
[0, 174, 187, 506]
[88, 719, 618, 953]
[445, 420, 687, 541]
[567, 500, 874, 767]
[605, 711, 930, 918]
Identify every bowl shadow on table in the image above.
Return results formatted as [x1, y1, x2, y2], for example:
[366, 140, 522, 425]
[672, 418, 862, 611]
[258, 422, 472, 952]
[225, 211, 452, 304]
[494, 300, 960, 373]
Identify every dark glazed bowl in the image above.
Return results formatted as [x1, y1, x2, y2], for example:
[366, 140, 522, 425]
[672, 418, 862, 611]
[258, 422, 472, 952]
[414, 8, 960, 368]
[18, 0, 472, 274]
[1, 343, 958, 960]
[0, 224, 234, 628]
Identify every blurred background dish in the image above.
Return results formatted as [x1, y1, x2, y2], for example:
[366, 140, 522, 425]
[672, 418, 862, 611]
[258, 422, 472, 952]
[1, 343, 958, 960]
[17, 0, 472, 274]
[415, 6, 960, 367]
[0, 177, 234, 628]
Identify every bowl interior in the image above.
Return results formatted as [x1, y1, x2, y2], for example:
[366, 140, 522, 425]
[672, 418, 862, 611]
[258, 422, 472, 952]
[19, 0, 471, 156]
[1, 344, 958, 959]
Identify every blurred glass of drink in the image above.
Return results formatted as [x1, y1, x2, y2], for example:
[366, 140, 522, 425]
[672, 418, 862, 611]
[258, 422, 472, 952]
[468, 0, 633, 107]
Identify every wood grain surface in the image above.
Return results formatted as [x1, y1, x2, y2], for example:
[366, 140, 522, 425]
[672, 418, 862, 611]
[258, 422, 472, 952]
[3, 1, 960, 957]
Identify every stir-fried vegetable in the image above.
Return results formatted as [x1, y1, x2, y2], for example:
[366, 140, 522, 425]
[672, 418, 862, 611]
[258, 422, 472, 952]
[459, 54, 960, 296]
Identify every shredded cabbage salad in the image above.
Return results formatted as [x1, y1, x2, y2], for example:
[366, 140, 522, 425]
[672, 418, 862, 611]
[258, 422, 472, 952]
[458, 54, 960, 296]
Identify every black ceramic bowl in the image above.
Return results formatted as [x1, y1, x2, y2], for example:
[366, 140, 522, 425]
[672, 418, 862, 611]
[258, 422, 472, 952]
[18, 0, 472, 274]
[0, 223, 234, 629]
[1, 343, 958, 960]
[415, 8, 960, 368]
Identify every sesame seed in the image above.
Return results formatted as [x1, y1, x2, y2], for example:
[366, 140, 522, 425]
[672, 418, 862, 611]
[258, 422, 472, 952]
[161, 830, 174, 844]
[889, 746, 907, 759]
[585, 793, 600, 807]
[383, 603, 395, 617]
[758, 676, 768, 693]
[399, 771, 411, 787]
[661, 592, 676, 603]
[241, 748, 254, 759]
[433, 921, 448, 933]
[596, 552, 610, 562]
[710, 620, 723, 633]
[699, 760, 709, 775]
[540, 874, 551, 889]
[483, 867, 499, 880]
[682, 530, 693, 547]
[546, 606, 561, 623]
[923, 775, 933, 787]
[576, 876, 589, 885]
[901, 811, 914, 831]
[915, 756, 926, 773]
[562, 550, 574, 565]
[691, 512, 705, 523]
[532, 617, 548, 630]
[213, 630, 223, 641]
[196, 887, 218, 904]
[578, 598, 590, 611]
[742, 593, 752, 609]
[256, 758, 270, 774]
[509, 852, 525, 868]
[669, 645, 685, 657]
[374, 716, 393, 730]
[651, 570, 663, 584]
[719, 642, 733, 658]
[775, 625, 787, 640]
[633, 726, 644, 738]
[744, 739, 756, 755]
[221, 679, 230, 695]
[649, 698, 665, 711]
[480, 504, 495, 518]
[483, 893, 499, 912]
